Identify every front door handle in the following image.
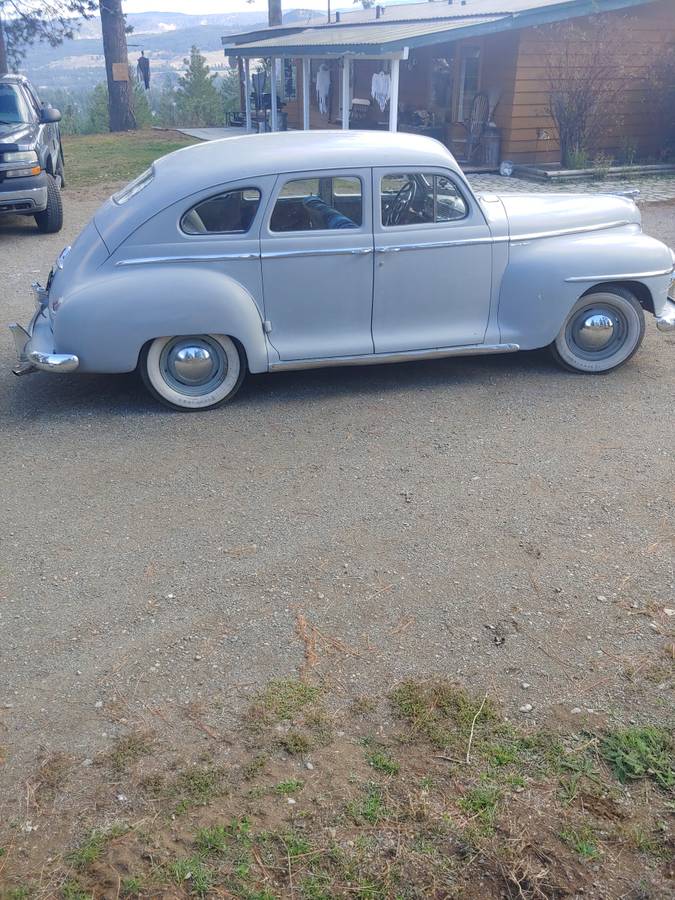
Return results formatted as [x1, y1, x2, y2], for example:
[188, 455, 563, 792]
[375, 246, 402, 253]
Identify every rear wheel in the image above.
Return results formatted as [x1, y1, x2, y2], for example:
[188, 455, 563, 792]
[140, 334, 246, 411]
[34, 173, 63, 234]
[550, 288, 645, 373]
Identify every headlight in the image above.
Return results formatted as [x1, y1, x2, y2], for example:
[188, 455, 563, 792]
[2, 150, 38, 164]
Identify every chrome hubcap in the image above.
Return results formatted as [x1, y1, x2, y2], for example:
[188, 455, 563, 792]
[576, 313, 615, 351]
[171, 346, 215, 385]
[160, 336, 227, 396]
[567, 304, 627, 360]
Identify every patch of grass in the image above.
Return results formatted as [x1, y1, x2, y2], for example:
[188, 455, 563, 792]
[60, 880, 92, 900]
[251, 679, 322, 722]
[348, 783, 387, 825]
[390, 680, 497, 749]
[600, 727, 674, 789]
[61, 131, 197, 189]
[172, 765, 224, 813]
[458, 784, 501, 834]
[626, 825, 669, 857]
[120, 876, 143, 897]
[195, 825, 229, 856]
[365, 748, 400, 776]
[65, 824, 128, 870]
[107, 731, 153, 774]
[278, 830, 311, 859]
[351, 696, 377, 715]
[242, 753, 268, 780]
[6, 888, 31, 900]
[167, 855, 214, 898]
[275, 778, 304, 795]
[559, 824, 600, 860]
[278, 730, 312, 756]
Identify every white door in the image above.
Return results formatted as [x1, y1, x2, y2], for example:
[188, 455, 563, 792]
[260, 169, 374, 361]
[372, 168, 493, 353]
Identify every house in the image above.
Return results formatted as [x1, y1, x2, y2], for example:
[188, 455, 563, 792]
[222, 0, 675, 167]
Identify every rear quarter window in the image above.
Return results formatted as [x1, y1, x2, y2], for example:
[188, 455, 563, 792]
[181, 188, 261, 235]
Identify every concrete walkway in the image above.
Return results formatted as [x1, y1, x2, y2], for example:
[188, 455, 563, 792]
[177, 128, 675, 204]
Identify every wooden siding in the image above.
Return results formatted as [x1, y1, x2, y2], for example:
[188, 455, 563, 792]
[502, 0, 675, 163]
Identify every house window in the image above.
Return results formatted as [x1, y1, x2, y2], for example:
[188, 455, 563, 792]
[457, 46, 480, 122]
[271, 176, 362, 232]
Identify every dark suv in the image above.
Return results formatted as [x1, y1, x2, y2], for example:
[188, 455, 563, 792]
[0, 74, 64, 233]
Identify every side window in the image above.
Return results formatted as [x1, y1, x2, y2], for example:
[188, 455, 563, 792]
[271, 176, 362, 232]
[181, 188, 261, 235]
[381, 172, 468, 227]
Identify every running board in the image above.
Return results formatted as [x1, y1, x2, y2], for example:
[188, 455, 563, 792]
[269, 343, 520, 372]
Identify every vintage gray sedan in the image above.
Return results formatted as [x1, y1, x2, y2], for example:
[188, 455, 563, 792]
[9, 131, 675, 410]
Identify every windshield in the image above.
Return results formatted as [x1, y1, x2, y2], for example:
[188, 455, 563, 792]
[0, 84, 34, 124]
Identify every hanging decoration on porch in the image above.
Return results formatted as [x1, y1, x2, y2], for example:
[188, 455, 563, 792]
[316, 63, 331, 115]
[371, 69, 391, 112]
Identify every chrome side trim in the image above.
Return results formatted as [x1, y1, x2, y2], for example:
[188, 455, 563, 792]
[373, 221, 633, 255]
[115, 252, 259, 267]
[262, 246, 374, 260]
[565, 266, 675, 282]
[512, 219, 631, 242]
[269, 343, 520, 372]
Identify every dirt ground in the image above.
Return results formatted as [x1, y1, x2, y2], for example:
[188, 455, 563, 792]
[0, 186, 673, 898]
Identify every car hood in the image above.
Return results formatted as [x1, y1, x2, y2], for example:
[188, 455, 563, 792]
[499, 192, 641, 237]
[0, 121, 39, 152]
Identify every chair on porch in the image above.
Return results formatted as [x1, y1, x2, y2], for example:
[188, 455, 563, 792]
[455, 92, 489, 164]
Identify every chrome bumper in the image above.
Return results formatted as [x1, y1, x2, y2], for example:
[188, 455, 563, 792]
[656, 299, 675, 333]
[8, 282, 79, 376]
[0, 184, 47, 213]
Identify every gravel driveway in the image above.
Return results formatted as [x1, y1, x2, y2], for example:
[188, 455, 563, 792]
[1, 188, 673, 822]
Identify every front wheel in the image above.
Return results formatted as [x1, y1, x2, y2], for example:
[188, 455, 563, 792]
[550, 288, 645, 374]
[34, 172, 63, 234]
[140, 334, 246, 411]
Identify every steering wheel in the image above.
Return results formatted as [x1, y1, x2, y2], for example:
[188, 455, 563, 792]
[386, 180, 417, 226]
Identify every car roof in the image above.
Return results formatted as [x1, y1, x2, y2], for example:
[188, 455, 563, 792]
[155, 130, 461, 186]
[0, 74, 30, 85]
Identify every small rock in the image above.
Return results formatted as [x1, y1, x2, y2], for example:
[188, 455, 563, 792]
[305, 761, 314, 770]
[75, 670, 82, 676]
[94, 700, 103, 708]
[194, 655, 203, 661]
[571, 707, 582, 714]
[596, 595, 607, 602]
[287, 797, 296, 805]
[116, 794, 128, 802]
[519, 704, 533, 713]
[82, 758, 93, 767]
[521, 682, 530, 689]
[664, 608, 675, 617]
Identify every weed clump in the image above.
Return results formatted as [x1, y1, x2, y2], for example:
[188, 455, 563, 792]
[600, 727, 674, 789]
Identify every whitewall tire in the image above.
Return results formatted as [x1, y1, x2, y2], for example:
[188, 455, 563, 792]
[140, 334, 245, 411]
[550, 288, 645, 374]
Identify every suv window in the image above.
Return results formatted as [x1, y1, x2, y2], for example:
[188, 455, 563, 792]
[0, 84, 34, 124]
[381, 173, 468, 227]
[181, 188, 261, 234]
[271, 176, 362, 232]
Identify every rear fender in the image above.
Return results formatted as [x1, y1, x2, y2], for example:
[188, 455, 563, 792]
[53, 267, 269, 374]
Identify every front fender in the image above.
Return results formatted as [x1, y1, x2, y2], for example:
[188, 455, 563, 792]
[53, 266, 269, 374]
[498, 228, 674, 349]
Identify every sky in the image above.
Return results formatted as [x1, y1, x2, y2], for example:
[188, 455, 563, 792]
[122, 0, 337, 15]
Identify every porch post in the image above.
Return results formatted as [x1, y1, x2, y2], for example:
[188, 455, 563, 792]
[244, 58, 252, 132]
[302, 57, 310, 130]
[270, 56, 278, 131]
[341, 55, 350, 130]
[388, 57, 399, 132]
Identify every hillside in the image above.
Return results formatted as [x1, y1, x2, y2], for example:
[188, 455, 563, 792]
[21, 8, 322, 92]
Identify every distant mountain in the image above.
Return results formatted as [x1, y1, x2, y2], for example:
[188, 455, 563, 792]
[20, 8, 324, 93]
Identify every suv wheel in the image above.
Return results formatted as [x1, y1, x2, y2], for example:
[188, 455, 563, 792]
[34, 173, 63, 234]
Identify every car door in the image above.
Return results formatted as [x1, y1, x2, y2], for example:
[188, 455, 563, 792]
[260, 169, 373, 361]
[372, 168, 493, 353]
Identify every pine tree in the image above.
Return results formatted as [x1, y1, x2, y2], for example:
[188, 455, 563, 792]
[175, 46, 222, 127]
[0, 0, 96, 74]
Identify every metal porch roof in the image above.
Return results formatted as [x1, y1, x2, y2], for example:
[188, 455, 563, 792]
[222, 0, 661, 57]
